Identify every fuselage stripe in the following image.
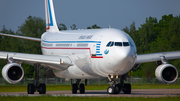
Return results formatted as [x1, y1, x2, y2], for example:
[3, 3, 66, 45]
[41, 46, 103, 58]
[42, 40, 101, 43]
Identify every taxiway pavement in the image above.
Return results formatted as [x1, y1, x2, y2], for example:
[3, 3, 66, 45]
[0, 89, 180, 97]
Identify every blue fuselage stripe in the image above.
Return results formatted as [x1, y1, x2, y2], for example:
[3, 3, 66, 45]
[42, 40, 101, 43]
[96, 54, 102, 56]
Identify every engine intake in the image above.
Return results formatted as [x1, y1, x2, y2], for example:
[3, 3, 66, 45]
[2, 63, 24, 84]
[155, 64, 178, 84]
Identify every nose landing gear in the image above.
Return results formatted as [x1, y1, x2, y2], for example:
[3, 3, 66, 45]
[107, 74, 131, 94]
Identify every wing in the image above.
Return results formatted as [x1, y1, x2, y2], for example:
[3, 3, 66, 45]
[136, 51, 180, 64]
[0, 51, 73, 70]
[0, 33, 41, 42]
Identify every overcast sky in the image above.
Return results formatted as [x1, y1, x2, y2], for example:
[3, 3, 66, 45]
[0, 0, 180, 32]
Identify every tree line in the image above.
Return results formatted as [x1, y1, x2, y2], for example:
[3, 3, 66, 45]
[0, 14, 180, 78]
[123, 14, 180, 77]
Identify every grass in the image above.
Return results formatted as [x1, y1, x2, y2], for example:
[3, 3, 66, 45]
[0, 96, 180, 101]
[0, 84, 180, 92]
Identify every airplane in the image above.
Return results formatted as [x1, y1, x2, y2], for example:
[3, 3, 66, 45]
[0, 0, 179, 94]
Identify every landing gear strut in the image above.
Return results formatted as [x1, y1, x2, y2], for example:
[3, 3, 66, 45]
[27, 64, 46, 94]
[71, 79, 86, 94]
[107, 74, 131, 94]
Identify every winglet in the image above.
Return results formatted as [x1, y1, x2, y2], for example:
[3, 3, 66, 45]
[45, 0, 59, 32]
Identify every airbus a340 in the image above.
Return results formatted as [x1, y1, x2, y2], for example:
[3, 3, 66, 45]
[0, 0, 179, 94]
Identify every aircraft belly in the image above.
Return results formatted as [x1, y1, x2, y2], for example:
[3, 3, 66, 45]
[70, 52, 100, 76]
[53, 65, 100, 79]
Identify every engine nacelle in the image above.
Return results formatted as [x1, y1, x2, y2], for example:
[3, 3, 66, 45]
[155, 64, 178, 84]
[2, 63, 24, 84]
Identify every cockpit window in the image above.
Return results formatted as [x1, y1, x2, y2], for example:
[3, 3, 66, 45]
[115, 42, 122, 46]
[106, 41, 130, 47]
[123, 42, 130, 46]
[106, 41, 114, 47]
[110, 42, 114, 46]
[106, 42, 111, 47]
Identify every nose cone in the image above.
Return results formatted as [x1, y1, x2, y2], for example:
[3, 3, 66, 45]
[109, 47, 136, 74]
[116, 47, 134, 62]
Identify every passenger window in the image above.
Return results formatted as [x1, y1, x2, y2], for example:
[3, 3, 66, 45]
[106, 42, 111, 47]
[115, 42, 122, 46]
[123, 42, 130, 46]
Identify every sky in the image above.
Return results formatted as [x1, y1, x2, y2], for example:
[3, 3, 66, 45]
[0, 0, 180, 32]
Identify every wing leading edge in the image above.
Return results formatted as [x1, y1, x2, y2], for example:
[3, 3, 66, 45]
[136, 51, 180, 64]
[0, 51, 73, 70]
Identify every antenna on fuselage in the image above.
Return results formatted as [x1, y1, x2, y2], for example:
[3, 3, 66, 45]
[109, 25, 111, 29]
[69, 27, 71, 30]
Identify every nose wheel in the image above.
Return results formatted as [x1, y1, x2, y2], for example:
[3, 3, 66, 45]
[107, 84, 120, 94]
[107, 74, 131, 94]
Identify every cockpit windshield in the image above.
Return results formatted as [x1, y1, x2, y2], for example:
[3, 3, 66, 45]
[106, 41, 130, 47]
[106, 42, 112, 47]
[123, 42, 129, 46]
[115, 42, 122, 46]
[110, 42, 114, 46]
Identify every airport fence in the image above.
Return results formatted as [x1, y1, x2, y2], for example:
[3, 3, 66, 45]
[0, 77, 180, 85]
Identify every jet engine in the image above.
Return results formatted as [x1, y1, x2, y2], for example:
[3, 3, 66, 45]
[155, 64, 178, 84]
[2, 63, 24, 84]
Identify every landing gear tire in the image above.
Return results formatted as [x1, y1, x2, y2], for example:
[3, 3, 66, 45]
[39, 83, 46, 94]
[27, 83, 35, 94]
[107, 85, 120, 94]
[79, 83, 85, 94]
[123, 83, 131, 94]
[72, 84, 78, 94]
[107, 86, 115, 94]
[115, 84, 120, 94]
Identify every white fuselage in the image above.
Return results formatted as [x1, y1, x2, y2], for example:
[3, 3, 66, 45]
[41, 28, 137, 79]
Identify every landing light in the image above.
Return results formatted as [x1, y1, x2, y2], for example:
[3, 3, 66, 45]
[61, 61, 64, 64]
[111, 75, 113, 79]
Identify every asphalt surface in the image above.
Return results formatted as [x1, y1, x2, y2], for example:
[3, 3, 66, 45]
[0, 89, 180, 97]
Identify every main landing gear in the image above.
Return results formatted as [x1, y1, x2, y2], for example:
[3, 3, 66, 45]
[71, 79, 87, 94]
[107, 74, 131, 94]
[27, 64, 47, 94]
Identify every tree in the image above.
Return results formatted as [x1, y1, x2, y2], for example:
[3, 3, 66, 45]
[58, 23, 67, 30]
[87, 24, 101, 29]
[70, 24, 77, 30]
[17, 16, 45, 54]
